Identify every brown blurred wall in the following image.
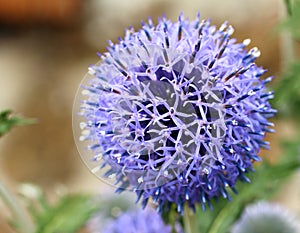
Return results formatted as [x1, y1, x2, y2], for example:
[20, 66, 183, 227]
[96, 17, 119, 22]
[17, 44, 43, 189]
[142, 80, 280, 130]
[0, 0, 80, 25]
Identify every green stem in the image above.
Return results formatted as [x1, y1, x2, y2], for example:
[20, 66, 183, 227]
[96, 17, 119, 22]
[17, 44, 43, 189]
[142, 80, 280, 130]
[0, 181, 34, 233]
[284, 0, 293, 16]
[280, 0, 296, 70]
[183, 204, 198, 233]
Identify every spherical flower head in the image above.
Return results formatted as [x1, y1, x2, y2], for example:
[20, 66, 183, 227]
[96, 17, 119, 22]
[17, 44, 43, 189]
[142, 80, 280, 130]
[75, 13, 275, 213]
[231, 201, 300, 233]
[99, 208, 172, 233]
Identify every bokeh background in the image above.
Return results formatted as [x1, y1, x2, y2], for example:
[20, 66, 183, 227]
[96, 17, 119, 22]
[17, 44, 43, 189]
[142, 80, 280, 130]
[0, 0, 299, 232]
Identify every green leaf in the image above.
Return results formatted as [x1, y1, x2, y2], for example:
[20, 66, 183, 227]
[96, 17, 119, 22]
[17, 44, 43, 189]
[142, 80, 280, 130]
[0, 110, 35, 137]
[33, 194, 101, 233]
[196, 142, 300, 233]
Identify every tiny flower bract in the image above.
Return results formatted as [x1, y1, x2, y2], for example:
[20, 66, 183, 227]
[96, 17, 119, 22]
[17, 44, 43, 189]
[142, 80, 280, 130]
[73, 13, 275, 214]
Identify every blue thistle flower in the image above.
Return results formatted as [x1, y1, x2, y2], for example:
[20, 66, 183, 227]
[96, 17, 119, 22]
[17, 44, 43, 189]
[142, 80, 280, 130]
[231, 201, 300, 233]
[100, 208, 172, 233]
[75, 13, 275, 214]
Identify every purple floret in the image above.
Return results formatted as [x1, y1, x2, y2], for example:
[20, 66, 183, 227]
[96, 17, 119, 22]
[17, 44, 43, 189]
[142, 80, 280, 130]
[78, 13, 275, 214]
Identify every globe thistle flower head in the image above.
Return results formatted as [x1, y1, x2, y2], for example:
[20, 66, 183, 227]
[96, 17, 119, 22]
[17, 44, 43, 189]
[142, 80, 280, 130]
[100, 208, 172, 233]
[231, 201, 300, 233]
[74, 13, 275, 214]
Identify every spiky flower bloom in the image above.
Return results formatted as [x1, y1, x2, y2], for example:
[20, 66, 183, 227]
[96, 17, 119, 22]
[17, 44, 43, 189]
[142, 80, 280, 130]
[99, 208, 172, 233]
[76, 13, 275, 213]
[231, 201, 300, 233]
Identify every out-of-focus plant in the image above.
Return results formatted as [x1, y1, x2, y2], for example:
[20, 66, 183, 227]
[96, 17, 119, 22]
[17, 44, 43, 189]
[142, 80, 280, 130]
[0, 110, 35, 137]
[283, 0, 300, 38]
[0, 111, 102, 233]
[274, 0, 300, 118]
[231, 201, 299, 233]
[0, 110, 36, 233]
[17, 183, 100, 233]
[274, 62, 300, 117]
[98, 208, 173, 233]
[1, 178, 102, 233]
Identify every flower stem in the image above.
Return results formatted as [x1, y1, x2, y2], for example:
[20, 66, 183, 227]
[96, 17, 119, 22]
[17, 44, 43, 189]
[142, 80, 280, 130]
[284, 0, 293, 16]
[280, 0, 296, 70]
[0, 181, 34, 233]
[183, 204, 198, 233]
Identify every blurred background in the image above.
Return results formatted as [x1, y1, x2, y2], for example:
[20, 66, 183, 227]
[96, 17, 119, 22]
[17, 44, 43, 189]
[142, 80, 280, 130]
[0, 0, 299, 232]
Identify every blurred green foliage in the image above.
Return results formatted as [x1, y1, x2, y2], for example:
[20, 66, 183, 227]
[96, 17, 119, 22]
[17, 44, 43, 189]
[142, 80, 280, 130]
[0, 110, 35, 137]
[274, 61, 300, 118]
[274, 0, 300, 119]
[282, 0, 300, 38]
[32, 194, 101, 233]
